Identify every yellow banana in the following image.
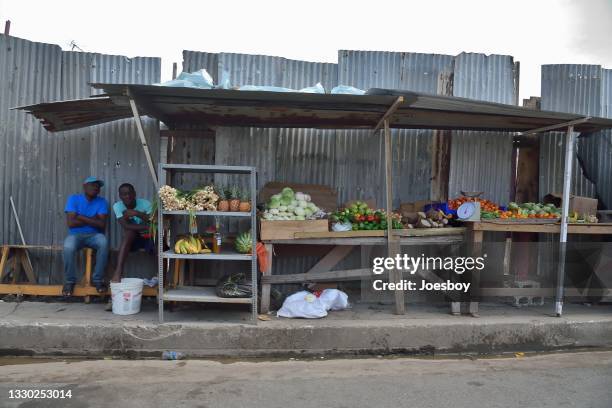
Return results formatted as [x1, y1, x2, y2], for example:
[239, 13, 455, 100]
[174, 240, 182, 253]
[199, 248, 211, 254]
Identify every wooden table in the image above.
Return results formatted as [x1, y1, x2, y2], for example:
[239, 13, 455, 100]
[260, 228, 466, 313]
[464, 221, 612, 315]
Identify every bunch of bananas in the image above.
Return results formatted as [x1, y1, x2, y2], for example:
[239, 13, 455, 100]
[174, 235, 211, 254]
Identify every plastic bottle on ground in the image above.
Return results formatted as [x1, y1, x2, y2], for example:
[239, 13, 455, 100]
[162, 351, 185, 360]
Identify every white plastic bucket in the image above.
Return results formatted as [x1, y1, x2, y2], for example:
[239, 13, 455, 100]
[110, 278, 144, 315]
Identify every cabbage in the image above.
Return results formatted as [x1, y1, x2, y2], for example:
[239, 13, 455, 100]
[307, 202, 316, 210]
[269, 208, 279, 215]
[263, 212, 274, 220]
[304, 194, 311, 202]
[271, 194, 282, 201]
[310, 205, 319, 213]
[279, 205, 288, 212]
[294, 207, 306, 216]
[280, 196, 292, 206]
[304, 208, 314, 218]
[290, 200, 298, 207]
[298, 200, 308, 208]
[295, 215, 306, 221]
[286, 205, 295, 212]
[281, 187, 295, 200]
[295, 192, 306, 201]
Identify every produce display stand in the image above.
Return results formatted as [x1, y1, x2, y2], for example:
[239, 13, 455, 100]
[19, 84, 612, 317]
[260, 228, 466, 313]
[157, 164, 258, 323]
[463, 221, 612, 315]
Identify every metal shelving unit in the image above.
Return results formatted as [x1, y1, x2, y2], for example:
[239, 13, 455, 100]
[157, 164, 257, 323]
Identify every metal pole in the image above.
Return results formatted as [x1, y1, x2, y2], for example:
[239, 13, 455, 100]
[158, 164, 165, 323]
[4, 20, 10, 36]
[555, 125, 575, 317]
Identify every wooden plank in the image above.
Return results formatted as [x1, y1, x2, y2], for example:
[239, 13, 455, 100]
[293, 227, 465, 239]
[295, 230, 384, 238]
[384, 119, 405, 315]
[430, 71, 453, 202]
[128, 96, 159, 189]
[0, 284, 157, 297]
[261, 268, 372, 284]
[265, 236, 464, 246]
[0, 246, 10, 281]
[373, 96, 404, 133]
[472, 221, 612, 234]
[20, 250, 36, 283]
[477, 288, 612, 297]
[260, 219, 328, 240]
[260, 243, 273, 313]
[1, 245, 62, 250]
[305, 245, 354, 274]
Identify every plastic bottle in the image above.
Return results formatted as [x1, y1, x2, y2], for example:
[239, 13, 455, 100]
[162, 351, 185, 360]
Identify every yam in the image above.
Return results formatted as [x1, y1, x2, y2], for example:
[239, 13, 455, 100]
[402, 211, 419, 224]
[417, 218, 432, 228]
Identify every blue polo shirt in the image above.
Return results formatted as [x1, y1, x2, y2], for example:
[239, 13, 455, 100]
[64, 194, 109, 234]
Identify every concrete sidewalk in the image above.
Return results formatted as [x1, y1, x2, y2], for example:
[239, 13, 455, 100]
[1, 299, 611, 358]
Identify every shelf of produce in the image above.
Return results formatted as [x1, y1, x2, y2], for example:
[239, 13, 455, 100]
[162, 210, 251, 217]
[162, 249, 253, 260]
[163, 286, 252, 304]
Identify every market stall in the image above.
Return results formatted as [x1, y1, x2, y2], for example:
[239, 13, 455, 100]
[16, 84, 612, 320]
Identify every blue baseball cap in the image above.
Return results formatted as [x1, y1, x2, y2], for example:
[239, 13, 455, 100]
[83, 176, 104, 187]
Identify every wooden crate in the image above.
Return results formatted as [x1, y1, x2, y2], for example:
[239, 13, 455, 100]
[260, 219, 329, 240]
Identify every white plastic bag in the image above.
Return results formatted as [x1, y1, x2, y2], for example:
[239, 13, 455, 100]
[318, 289, 349, 311]
[299, 82, 325, 94]
[155, 69, 215, 89]
[277, 291, 327, 318]
[331, 85, 366, 95]
[238, 85, 296, 92]
[332, 222, 352, 232]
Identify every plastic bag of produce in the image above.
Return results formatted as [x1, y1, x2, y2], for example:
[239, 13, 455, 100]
[277, 291, 328, 318]
[318, 289, 349, 311]
[215, 273, 252, 298]
[332, 222, 352, 232]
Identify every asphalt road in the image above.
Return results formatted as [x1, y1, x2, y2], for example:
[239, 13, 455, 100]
[0, 351, 611, 408]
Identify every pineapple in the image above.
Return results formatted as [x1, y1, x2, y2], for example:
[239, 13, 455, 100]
[229, 185, 241, 212]
[239, 191, 251, 212]
[234, 230, 252, 254]
[216, 185, 229, 212]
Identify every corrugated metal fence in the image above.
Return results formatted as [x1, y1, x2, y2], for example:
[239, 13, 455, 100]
[540, 64, 612, 209]
[0, 34, 160, 283]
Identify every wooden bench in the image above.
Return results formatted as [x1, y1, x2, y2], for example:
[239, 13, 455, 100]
[0, 244, 158, 301]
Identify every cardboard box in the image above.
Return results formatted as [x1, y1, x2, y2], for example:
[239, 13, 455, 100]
[260, 219, 329, 240]
[543, 193, 598, 216]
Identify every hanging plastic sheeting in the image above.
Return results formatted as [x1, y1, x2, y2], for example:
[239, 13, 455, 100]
[155, 69, 214, 89]
[331, 85, 366, 95]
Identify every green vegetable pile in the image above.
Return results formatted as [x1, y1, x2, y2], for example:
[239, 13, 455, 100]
[331, 200, 402, 230]
[262, 187, 322, 221]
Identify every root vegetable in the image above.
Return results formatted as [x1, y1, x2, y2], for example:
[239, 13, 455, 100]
[417, 218, 432, 228]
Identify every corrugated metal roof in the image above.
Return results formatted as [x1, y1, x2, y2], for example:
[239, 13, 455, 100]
[21, 84, 612, 132]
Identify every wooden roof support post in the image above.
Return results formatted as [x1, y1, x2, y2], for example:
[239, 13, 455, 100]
[555, 124, 575, 317]
[384, 119, 405, 314]
[128, 94, 159, 189]
[373, 96, 404, 134]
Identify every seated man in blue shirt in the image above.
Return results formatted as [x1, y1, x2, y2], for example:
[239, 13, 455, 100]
[63, 177, 109, 296]
[111, 183, 154, 283]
